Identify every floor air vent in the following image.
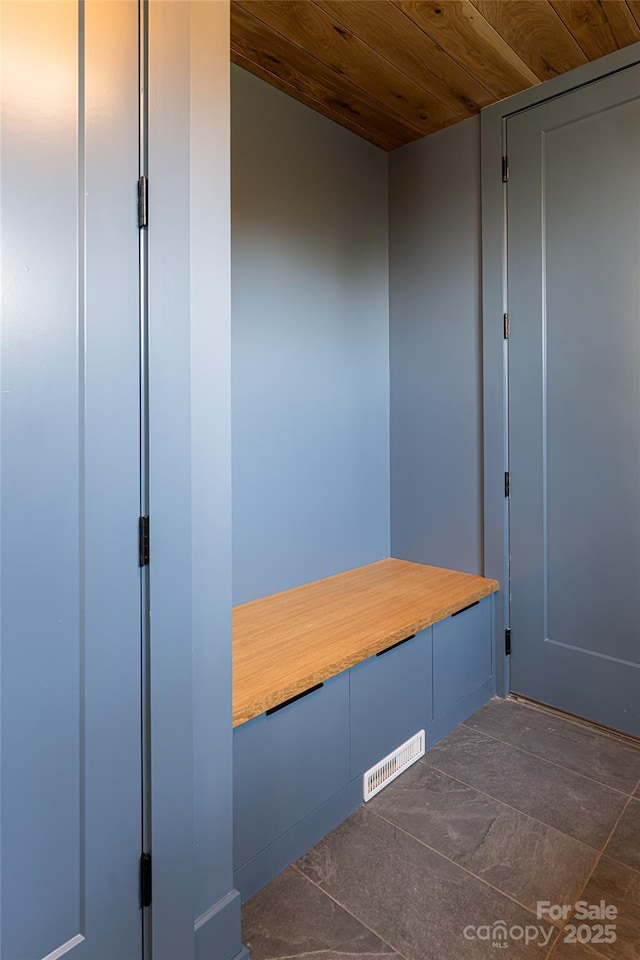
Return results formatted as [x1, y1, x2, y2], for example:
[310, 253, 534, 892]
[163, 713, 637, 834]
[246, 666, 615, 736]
[363, 730, 425, 802]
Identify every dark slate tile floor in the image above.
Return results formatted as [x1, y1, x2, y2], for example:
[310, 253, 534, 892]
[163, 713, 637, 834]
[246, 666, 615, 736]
[242, 697, 640, 960]
[242, 867, 402, 960]
[606, 799, 640, 873]
[465, 698, 640, 794]
[423, 725, 628, 849]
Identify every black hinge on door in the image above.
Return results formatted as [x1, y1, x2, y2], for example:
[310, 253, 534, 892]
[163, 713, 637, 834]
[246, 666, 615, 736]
[505, 628, 512, 657]
[139, 516, 150, 567]
[138, 176, 148, 228]
[140, 853, 152, 908]
[504, 472, 510, 497]
[503, 312, 510, 339]
[502, 156, 509, 183]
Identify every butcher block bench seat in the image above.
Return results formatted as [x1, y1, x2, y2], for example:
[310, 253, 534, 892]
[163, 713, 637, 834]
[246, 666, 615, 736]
[232, 557, 499, 902]
[232, 557, 498, 727]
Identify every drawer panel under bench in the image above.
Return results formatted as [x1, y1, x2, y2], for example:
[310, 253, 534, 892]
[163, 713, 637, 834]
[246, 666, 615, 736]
[432, 596, 492, 718]
[349, 627, 432, 779]
[233, 671, 350, 871]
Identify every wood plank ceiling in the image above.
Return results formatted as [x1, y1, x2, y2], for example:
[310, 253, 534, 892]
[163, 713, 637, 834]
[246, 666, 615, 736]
[231, 0, 640, 149]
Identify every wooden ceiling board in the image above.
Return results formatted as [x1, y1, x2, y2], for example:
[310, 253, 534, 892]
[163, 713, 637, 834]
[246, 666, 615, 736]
[597, 1, 640, 46]
[231, 0, 640, 150]
[230, 3, 417, 148]
[627, 1, 640, 29]
[235, 0, 459, 136]
[470, 0, 588, 81]
[394, 0, 540, 99]
[314, 0, 494, 117]
[230, 48, 399, 149]
[550, 1, 632, 60]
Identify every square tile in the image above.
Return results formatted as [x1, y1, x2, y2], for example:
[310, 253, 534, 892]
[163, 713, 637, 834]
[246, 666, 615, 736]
[297, 807, 557, 959]
[367, 761, 597, 912]
[578, 856, 640, 960]
[605, 798, 640, 873]
[465, 699, 640, 795]
[424, 725, 627, 849]
[242, 866, 401, 960]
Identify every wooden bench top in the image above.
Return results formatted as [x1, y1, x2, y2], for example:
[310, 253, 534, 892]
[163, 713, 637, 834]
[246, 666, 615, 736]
[232, 558, 498, 727]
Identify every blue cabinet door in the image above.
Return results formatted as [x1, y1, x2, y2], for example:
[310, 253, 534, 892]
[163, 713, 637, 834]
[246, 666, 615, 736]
[233, 672, 350, 870]
[1, 4, 142, 958]
[350, 628, 432, 779]
[433, 598, 492, 718]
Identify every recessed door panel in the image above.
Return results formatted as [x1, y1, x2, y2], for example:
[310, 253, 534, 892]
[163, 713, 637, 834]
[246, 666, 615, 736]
[507, 65, 640, 735]
[1, 3, 143, 957]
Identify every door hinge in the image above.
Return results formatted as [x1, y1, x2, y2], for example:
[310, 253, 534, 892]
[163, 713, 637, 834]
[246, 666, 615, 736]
[505, 628, 511, 656]
[139, 515, 150, 567]
[138, 176, 148, 228]
[504, 472, 510, 497]
[140, 853, 152, 908]
[502, 156, 509, 183]
[503, 312, 510, 339]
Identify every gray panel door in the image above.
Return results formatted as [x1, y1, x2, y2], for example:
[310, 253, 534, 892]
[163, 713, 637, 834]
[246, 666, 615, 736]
[1, 3, 143, 958]
[507, 65, 640, 736]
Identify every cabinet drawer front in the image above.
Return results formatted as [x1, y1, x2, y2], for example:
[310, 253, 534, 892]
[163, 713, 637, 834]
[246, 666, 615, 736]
[433, 597, 492, 717]
[350, 628, 432, 779]
[233, 671, 350, 870]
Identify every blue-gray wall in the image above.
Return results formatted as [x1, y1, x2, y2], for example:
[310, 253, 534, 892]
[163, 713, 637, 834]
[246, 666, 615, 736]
[231, 66, 390, 605]
[389, 116, 483, 575]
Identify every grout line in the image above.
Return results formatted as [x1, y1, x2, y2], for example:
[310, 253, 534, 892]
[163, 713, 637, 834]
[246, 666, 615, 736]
[279, 778, 632, 960]
[602, 849, 640, 878]
[250, 706, 640, 960]
[544, 792, 638, 960]
[291, 800, 623, 960]
[577, 790, 635, 890]
[598, 781, 640, 878]
[454, 721, 636, 798]
[367, 798, 632, 960]
[549, 923, 620, 960]
[367, 808, 566, 933]
[418, 757, 614, 852]
[290, 863, 411, 960]
[543, 926, 563, 960]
